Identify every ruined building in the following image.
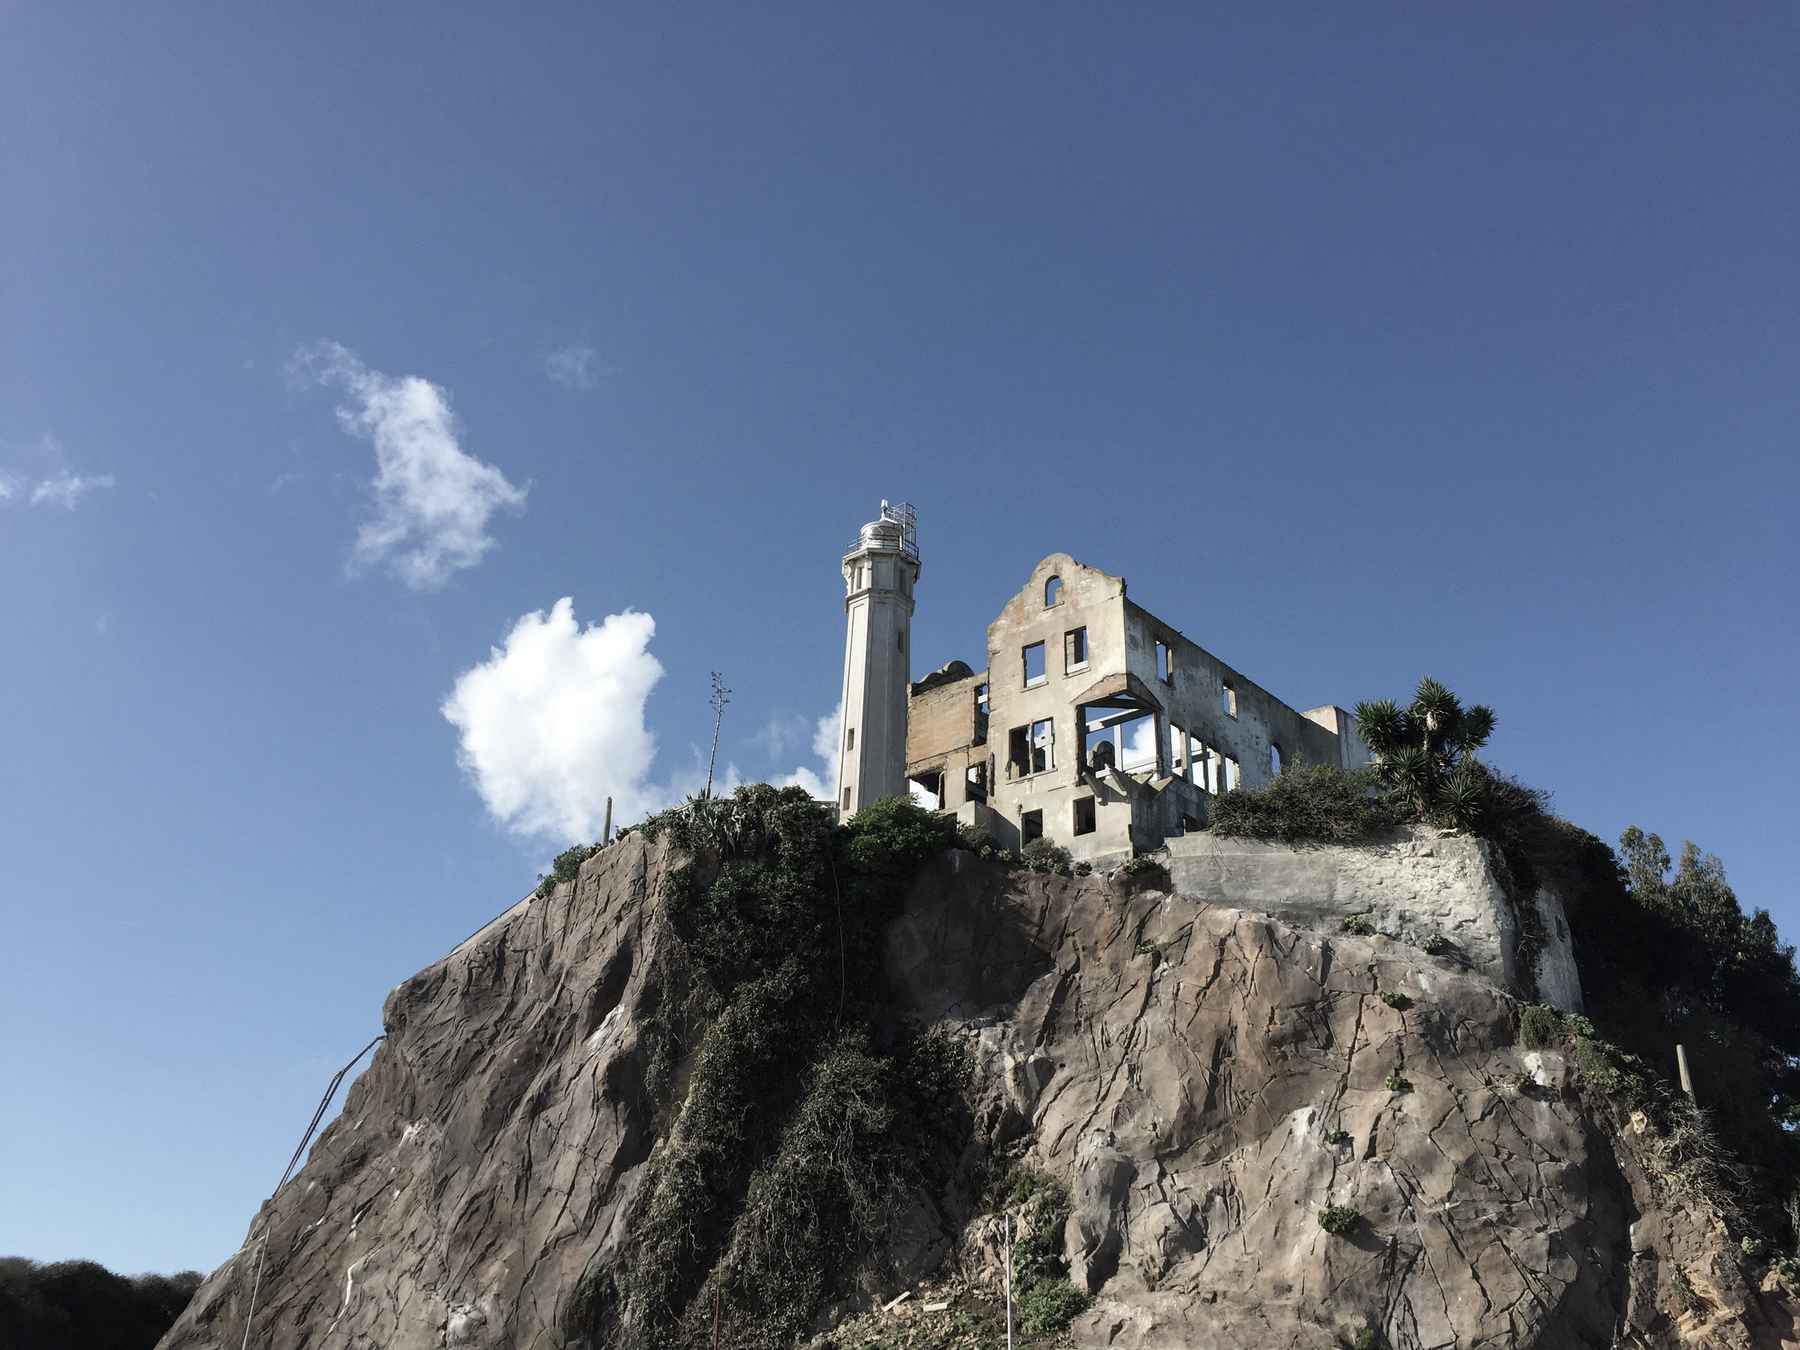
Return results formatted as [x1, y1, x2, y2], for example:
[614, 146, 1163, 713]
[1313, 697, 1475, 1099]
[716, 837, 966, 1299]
[837, 503, 1369, 864]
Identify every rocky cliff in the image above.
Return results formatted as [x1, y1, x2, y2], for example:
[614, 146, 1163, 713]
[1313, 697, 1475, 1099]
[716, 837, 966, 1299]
[159, 827, 1797, 1350]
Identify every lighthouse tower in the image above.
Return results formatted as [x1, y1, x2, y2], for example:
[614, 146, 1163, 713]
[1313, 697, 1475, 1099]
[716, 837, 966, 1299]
[836, 501, 919, 818]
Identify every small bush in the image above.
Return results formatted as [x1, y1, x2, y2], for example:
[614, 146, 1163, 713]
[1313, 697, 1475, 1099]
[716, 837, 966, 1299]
[1318, 1205, 1361, 1236]
[1341, 914, 1375, 937]
[1120, 855, 1167, 886]
[1422, 933, 1453, 956]
[1519, 1004, 1562, 1050]
[1018, 1278, 1090, 1336]
[1742, 1235, 1768, 1260]
[536, 841, 601, 897]
[1379, 991, 1412, 1011]
[1020, 837, 1074, 876]
[954, 821, 989, 853]
[1384, 1072, 1413, 1094]
[1351, 1329, 1383, 1350]
[1326, 1128, 1352, 1147]
[1209, 765, 1401, 845]
[994, 1169, 1090, 1336]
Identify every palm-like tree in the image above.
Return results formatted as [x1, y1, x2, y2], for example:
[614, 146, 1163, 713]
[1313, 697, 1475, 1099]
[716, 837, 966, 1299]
[1353, 678, 1497, 828]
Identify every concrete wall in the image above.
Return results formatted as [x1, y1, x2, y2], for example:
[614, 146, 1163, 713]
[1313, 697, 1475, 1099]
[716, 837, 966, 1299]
[909, 551, 1365, 860]
[1122, 599, 1345, 793]
[905, 668, 987, 810]
[1161, 826, 1583, 1008]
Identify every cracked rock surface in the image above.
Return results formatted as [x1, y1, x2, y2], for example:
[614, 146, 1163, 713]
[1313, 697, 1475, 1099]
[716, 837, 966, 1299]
[893, 852, 1797, 1349]
[159, 837, 1795, 1350]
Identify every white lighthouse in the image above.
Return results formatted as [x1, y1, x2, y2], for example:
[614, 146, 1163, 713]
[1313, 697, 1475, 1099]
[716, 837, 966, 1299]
[836, 501, 919, 818]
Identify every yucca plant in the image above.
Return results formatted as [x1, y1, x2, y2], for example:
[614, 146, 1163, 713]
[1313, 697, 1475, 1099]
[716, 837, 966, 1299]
[1354, 678, 1497, 829]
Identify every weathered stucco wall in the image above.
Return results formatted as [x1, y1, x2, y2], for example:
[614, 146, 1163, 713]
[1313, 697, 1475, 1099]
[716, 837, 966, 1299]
[1162, 825, 1582, 1009]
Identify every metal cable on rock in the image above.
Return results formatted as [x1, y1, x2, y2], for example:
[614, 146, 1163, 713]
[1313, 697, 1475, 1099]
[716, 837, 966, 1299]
[238, 1033, 386, 1350]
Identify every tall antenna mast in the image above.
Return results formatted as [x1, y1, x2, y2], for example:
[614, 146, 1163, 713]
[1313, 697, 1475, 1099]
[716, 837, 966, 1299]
[704, 671, 732, 799]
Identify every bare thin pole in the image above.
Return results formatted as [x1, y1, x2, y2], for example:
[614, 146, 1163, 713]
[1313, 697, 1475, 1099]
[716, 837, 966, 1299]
[602, 796, 613, 845]
[1004, 1210, 1015, 1350]
[1676, 1043, 1695, 1100]
[704, 672, 732, 799]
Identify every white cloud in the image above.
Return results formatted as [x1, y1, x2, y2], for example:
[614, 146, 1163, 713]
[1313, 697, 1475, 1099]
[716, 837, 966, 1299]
[443, 598, 666, 843]
[30, 472, 116, 509]
[295, 341, 527, 590]
[545, 344, 606, 391]
[773, 699, 843, 801]
[0, 436, 116, 510]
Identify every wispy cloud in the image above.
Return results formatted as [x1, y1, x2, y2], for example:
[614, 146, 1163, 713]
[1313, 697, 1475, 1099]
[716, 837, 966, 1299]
[0, 437, 116, 510]
[293, 341, 527, 590]
[30, 472, 117, 509]
[544, 344, 607, 391]
[268, 470, 305, 495]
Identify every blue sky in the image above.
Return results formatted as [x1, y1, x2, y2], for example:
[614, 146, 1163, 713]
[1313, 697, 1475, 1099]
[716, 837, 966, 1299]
[3, 4, 1796, 1273]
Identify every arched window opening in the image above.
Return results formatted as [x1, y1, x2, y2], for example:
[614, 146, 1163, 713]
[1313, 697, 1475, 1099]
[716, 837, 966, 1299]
[1044, 575, 1063, 607]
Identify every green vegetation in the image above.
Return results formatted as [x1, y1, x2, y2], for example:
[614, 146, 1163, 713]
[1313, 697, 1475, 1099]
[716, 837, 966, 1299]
[1350, 1328, 1383, 1350]
[995, 1169, 1090, 1337]
[1019, 837, 1074, 876]
[1119, 854, 1167, 883]
[0, 1258, 202, 1350]
[1325, 1128, 1352, 1147]
[1317, 1205, 1361, 1236]
[1383, 1072, 1412, 1094]
[1518, 1004, 1561, 1050]
[578, 787, 970, 1350]
[1209, 764, 1402, 844]
[1353, 678, 1502, 831]
[1340, 914, 1375, 937]
[536, 840, 603, 897]
[1510, 820, 1800, 1245]
[1378, 991, 1412, 1012]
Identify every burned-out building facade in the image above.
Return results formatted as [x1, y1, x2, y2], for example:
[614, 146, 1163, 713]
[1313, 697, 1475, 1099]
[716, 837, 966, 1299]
[902, 553, 1369, 865]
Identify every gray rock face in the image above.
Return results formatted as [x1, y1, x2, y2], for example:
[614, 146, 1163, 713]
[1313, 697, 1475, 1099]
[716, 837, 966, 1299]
[890, 854, 1793, 1350]
[159, 837, 681, 1350]
[159, 836, 1791, 1350]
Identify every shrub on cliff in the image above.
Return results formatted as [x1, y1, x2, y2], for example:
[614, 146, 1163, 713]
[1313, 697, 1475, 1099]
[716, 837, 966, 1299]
[1020, 837, 1074, 876]
[594, 785, 971, 1349]
[1209, 765, 1400, 845]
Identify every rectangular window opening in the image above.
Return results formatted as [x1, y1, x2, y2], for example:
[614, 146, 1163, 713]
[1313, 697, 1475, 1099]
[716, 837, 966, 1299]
[1023, 641, 1047, 687]
[846, 727, 855, 753]
[1222, 682, 1238, 718]
[1117, 712, 1157, 773]
[1224, 755, 1241, 791]
[1021, 809, 1044, 846]
[1065, 626, 1089, 673]
[1270, 743, 1282, 775]
[910, 769, 945, 811]
[842, 786, 853, 810]
[1008, 719, 1055, 777]
[1156, 640, 1172, 683]
[1073, 796, 1096, 836]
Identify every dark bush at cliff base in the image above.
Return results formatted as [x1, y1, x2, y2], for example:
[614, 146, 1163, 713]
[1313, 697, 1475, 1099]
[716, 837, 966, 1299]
[0, 1257, 202, 1350]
